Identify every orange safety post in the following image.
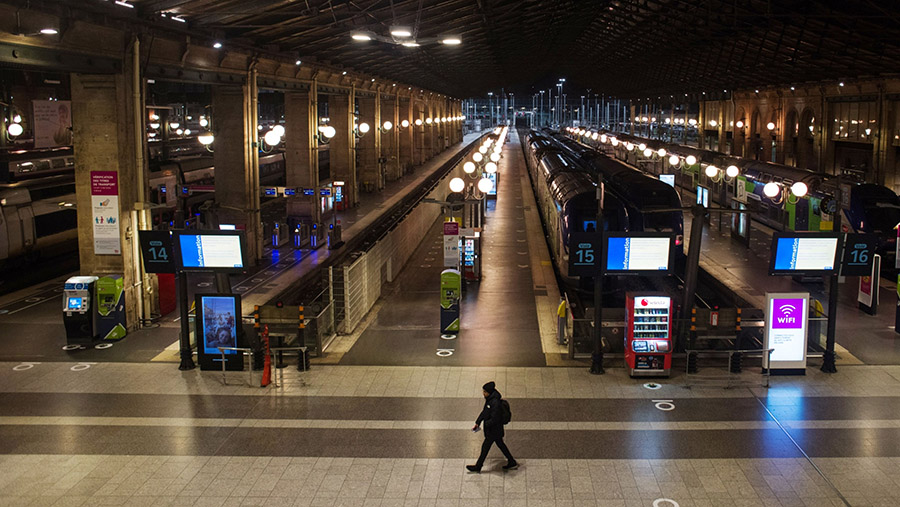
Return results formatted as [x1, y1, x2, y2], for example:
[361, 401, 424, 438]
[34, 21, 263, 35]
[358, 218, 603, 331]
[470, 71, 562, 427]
[261, 324, 271, 387]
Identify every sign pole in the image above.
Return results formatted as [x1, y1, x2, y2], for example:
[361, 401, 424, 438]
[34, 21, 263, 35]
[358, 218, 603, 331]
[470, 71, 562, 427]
[177, 270, 195, 370]
[822, 185, 843, 374]
[591, 180, 605, 375]
[681, 204, 706, 351]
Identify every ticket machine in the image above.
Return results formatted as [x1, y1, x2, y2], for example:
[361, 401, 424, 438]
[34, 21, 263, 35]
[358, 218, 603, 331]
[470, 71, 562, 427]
[62, 276, 98, 345]
[624, 293, 673, 377]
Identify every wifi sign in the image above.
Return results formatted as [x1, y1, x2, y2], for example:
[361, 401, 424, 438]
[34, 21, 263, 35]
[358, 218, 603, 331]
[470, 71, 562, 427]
[772, 298, 804, 329]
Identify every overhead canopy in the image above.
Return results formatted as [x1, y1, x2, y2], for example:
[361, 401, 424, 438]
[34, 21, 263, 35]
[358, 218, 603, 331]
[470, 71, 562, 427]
[115, 0, 900, 97]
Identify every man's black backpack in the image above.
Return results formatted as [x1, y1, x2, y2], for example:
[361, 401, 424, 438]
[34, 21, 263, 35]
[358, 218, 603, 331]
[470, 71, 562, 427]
[500, 399, 511, 425]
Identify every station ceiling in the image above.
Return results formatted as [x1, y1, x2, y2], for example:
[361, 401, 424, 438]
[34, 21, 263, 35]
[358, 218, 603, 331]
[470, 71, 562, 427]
[72, 0, 900, 98]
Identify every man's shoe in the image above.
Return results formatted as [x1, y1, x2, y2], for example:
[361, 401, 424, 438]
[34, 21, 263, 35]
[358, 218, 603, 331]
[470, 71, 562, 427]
[466, 465, 481, 473]
[502, 461, 518, 470]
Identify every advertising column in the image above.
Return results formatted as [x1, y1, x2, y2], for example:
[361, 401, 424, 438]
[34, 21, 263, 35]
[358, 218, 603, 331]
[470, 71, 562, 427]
[90, 171, 121, 255]
[764, 292, 809, 374]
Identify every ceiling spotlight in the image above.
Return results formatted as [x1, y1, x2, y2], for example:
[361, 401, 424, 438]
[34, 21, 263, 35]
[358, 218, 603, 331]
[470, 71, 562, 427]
[295, 60, 302, 65]
[114, 0, 135, 7]
[213, 42, 222, 49]
[440, 36, 462, 45]
[40, 28, 58, 35]
[390, 26, 412, 38]
[351, 32, 372, 41]
[342, 71, 348, 75]
[402, 41, 420, 47]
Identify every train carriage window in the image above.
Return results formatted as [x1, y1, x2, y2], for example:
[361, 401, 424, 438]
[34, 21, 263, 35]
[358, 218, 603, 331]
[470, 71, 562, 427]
[34, 209, 77, 238]
[51, 158, 66, 169]
[29, 184, 76, 201]
[36, 161, 51, 171]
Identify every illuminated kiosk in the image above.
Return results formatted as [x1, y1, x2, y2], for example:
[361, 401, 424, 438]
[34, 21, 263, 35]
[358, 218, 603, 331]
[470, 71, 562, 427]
[174, 230, 248, 370]
[602, 232, 676, 377]
[767, 231, 843, 375]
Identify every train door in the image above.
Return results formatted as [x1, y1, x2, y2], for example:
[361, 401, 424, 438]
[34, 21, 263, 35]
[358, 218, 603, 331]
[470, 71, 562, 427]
[0, 207, 7, 260]
[3, 207, 25, 256]
[19, 206, 35, 249]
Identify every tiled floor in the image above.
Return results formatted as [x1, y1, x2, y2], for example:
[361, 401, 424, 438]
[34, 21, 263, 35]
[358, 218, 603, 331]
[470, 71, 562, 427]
[2, 361, 900, 505]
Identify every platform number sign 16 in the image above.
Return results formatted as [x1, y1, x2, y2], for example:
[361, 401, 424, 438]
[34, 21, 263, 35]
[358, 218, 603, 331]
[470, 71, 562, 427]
[138, 230, 177, 274]
[840, 233, 876, 277]
[568, 232, 602, 277]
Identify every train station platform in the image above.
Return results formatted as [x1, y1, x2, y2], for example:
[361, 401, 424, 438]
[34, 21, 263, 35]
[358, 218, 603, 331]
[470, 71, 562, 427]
[325, 129, 569, 367]
[684, 199, 900, 366]
[0, 133, 484, 364]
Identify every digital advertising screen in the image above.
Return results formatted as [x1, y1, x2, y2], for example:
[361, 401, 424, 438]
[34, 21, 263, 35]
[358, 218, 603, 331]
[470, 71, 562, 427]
[659, 174, 675, 187]
[769, 233, 842, 275]
[198, 295, 238, 355]
[176, 231, 246, 271]
[604, 234, 673, 274]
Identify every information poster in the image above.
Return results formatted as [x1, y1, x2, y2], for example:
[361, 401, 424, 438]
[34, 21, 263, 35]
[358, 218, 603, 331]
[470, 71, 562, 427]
[764, 292, 809, 372]
[443, 221, 459, 267]
[91, 171, 121, 255]
[32, 100, 73, 148]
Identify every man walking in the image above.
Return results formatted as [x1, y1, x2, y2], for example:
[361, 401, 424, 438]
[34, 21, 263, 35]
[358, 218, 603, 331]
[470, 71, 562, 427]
[467, 381, 517, 472]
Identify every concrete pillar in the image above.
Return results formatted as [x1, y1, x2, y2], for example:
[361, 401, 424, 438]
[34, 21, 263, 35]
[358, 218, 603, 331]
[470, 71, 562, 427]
[285, 88, 319, 222]
[211, 84, 260, 264]
[71, 72, 141, 330]
[424, 102, 435, 160]
[381, 94, 401, 182]
[400, 97, 413, 173]
[357, 96, 379, 192]
[329, 91, 357, 206]
[414, 101, 425, 165]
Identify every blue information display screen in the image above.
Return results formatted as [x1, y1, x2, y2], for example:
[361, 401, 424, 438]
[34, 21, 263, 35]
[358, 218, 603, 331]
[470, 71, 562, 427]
[67, 297, 82, 310]
[606, 236, 671, 272]
[772, 236, 839, 272]
[179, 234, 244, 269]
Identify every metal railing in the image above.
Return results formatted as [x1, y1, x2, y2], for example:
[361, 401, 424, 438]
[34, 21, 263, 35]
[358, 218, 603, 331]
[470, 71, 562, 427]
[684, 348, 774, 389]
[217, 347, 256, 386]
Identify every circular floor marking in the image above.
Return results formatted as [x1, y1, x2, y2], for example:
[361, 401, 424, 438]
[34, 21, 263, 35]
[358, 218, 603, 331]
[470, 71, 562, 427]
[25, 297, 42, 303]
[440, 334, 456, 340]
[94, 343, 113, 350]
[436, 349, 454, 357]
[197, 282, 212, 288]
[13, 363, 37, 371]
[420, 265, 431, 268]
[70, 363, 95, 371]
[251, 278, 264, 283]
[653, 499, 679, 507]
[643, 383, 662, 390]
[61, 344, 82, 351]
[425, 257, 435, 261]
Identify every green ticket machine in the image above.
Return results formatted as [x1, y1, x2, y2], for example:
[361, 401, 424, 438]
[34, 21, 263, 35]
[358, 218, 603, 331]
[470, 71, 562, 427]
[440, 269, 461, 334]
[95, 274, 127, 341]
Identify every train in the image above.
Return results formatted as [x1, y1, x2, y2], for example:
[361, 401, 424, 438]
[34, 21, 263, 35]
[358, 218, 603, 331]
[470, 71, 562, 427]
[522, 129, 684, 285]
[569, 129, 900, 260]
[1, 151, 286, 266]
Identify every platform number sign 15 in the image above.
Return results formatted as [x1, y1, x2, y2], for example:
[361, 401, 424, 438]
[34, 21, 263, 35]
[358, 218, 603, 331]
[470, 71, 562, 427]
[840, 233, 876, 277]
[568, 232, 602, 277]
[138, 230, 177, 273]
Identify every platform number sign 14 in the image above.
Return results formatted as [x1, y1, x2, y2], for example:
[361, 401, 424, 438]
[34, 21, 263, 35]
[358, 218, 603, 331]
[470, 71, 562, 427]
[138, 230, 177, 274]
[568, 232, 602, 277]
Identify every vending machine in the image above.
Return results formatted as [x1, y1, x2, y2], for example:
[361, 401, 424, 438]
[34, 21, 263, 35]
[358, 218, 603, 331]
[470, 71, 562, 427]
[624, 293, 673, 377]
[460, 233, 481, 281]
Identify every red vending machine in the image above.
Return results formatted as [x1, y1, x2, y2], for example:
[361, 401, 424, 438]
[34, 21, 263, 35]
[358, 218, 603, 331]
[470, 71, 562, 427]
[625, 293, 673, 377]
